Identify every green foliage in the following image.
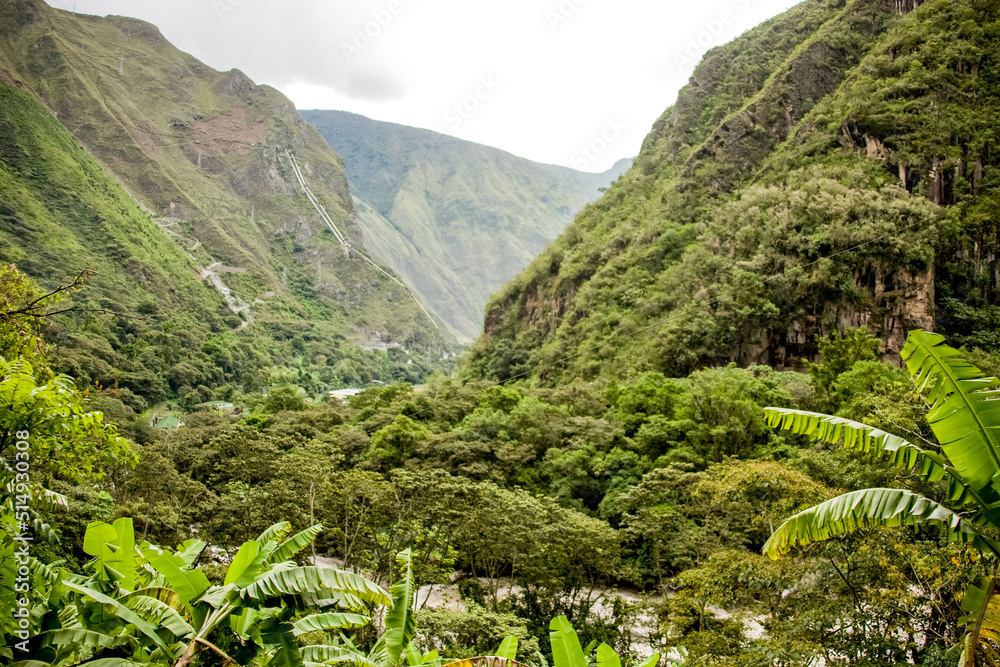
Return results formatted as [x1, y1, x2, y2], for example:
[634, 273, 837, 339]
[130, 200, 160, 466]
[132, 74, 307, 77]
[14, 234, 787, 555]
[368, 416, 429, 469]
[548, 615, 656, 667]
[765, 330, 1000, 665]
[809, 326, 881, 410]
[0, 268, 137, 641]
[607, 372, 680, 437]
[4, 318, 979, 665]
[0, 357, 132, 482]
[466, 0, 1000, 387]
[263, 386, 308, 413]
[10, 0, 1000, 663]
[0, 18, 449, 413]
[4, 517, 389, 667]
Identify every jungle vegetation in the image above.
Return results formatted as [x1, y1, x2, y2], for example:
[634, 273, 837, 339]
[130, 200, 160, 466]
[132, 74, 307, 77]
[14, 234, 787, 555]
[4, 0, 1000, 665]
[3, 260, 995, 666]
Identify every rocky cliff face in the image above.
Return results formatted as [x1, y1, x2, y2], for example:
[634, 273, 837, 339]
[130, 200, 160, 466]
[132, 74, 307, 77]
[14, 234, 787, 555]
[467, 0, 996, 383]
[753, 260, 935, 369]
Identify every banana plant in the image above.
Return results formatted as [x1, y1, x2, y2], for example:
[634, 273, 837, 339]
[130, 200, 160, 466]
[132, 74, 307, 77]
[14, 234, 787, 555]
[13, 518, 389, 667]
[762, 330, 1000, 666]
[548, 615, 658, 667]
[303, 549, 419, 667]
[438, 635, 520, 667]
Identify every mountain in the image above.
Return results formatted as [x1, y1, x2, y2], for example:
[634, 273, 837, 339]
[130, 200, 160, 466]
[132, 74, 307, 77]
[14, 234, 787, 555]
[0, 0, 446, 405]
[466, 0, 1000, 383]
[302, 110, 632, 342]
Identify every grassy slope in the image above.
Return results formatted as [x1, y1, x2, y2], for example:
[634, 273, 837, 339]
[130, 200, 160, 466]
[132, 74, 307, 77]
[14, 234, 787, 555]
[0, 0, 443, 353]
[0, 79, 227, 320]
[466, 0, 998, 383]
[303, 110, 631, 342]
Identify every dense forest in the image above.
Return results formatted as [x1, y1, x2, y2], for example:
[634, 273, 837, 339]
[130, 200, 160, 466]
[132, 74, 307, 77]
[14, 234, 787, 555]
[6, 0, 1000, 665]
[5, 259, 998, 665]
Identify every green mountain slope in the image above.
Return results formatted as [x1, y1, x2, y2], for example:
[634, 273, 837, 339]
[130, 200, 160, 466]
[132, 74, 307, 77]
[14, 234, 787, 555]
[302, 110, 631, 342]
[0, 0, 447, 403]
[467, 0, 1000, 383]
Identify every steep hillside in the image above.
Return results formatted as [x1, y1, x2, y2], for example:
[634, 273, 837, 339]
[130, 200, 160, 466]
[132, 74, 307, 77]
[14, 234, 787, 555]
[302, 110, 631, 342]
[467, 0, 999, 383]
[0, 0, 447, 402]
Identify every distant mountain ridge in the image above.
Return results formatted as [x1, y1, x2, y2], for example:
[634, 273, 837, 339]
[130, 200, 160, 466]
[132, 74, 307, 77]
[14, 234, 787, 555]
[302, 109, 632, 342]
[0, 0, 443, 347]
[0, 0, 447, 403]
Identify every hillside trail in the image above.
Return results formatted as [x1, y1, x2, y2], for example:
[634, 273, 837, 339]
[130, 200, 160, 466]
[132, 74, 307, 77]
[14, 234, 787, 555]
[197, 262, 253, 329]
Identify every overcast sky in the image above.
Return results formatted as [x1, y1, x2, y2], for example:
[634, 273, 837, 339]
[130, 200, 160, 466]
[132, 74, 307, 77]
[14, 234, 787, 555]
[49, 0, 800, 172]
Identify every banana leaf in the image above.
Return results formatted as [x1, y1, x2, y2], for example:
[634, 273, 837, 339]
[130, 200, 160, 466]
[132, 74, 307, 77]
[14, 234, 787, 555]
[763, 488, 1000, 559]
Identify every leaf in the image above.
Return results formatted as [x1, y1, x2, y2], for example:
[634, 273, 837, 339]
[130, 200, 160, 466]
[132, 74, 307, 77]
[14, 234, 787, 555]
[636, 654, 661, 667]
[959, 577, 1000, 667]
[121, 586, 181, 611]
[495, 636, 519, 660]
[175, 539, 207, 568]
[82, 518, 135, 590]
[140, 545, 210, 605]
[41, 628, 123, 650]
[301, 645, 379, 667]
[292, 612, 369, 636]
[383, 549, 417, 664]
[549, 616, 588, 667]
[225, 540, 264, 587]
[258, 521, 293, 547]
[595, 644, 621, 667]
[242, 566, 390, 607]
[27, 555, 62, 589]
[199, 583, 241, 609]
[57, 603, 81, 630]
[369, 633, 391, 667]
[258, 617, 304, 667]
[35, 487, 68, 511]
[764, 407, 945, 485]
[763, 407, 1000, 527]
[122, 593, 195, 637]
[440, 660, 523, 667]
[268, 524, 323, 565]
[62, 581, 174, 656]
[763, 488, 1000, 559]
[902, 331, 1000, 496]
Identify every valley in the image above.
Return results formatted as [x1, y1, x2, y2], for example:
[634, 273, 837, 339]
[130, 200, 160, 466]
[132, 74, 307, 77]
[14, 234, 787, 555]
[303, 109, 632, 342]
[4, 0, 1000, 665]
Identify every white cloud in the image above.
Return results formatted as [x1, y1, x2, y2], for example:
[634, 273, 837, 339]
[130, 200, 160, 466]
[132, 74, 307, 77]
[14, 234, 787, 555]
[52, 0, 802, 171]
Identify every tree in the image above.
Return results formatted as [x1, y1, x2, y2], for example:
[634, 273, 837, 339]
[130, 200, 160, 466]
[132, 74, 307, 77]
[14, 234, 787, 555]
[263, 386, 308, 413]
[419, 609, 537, 664]
[763, 330, 1000, 666]
[367, 415, 429, 469]
[808, 326, 881, 411]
